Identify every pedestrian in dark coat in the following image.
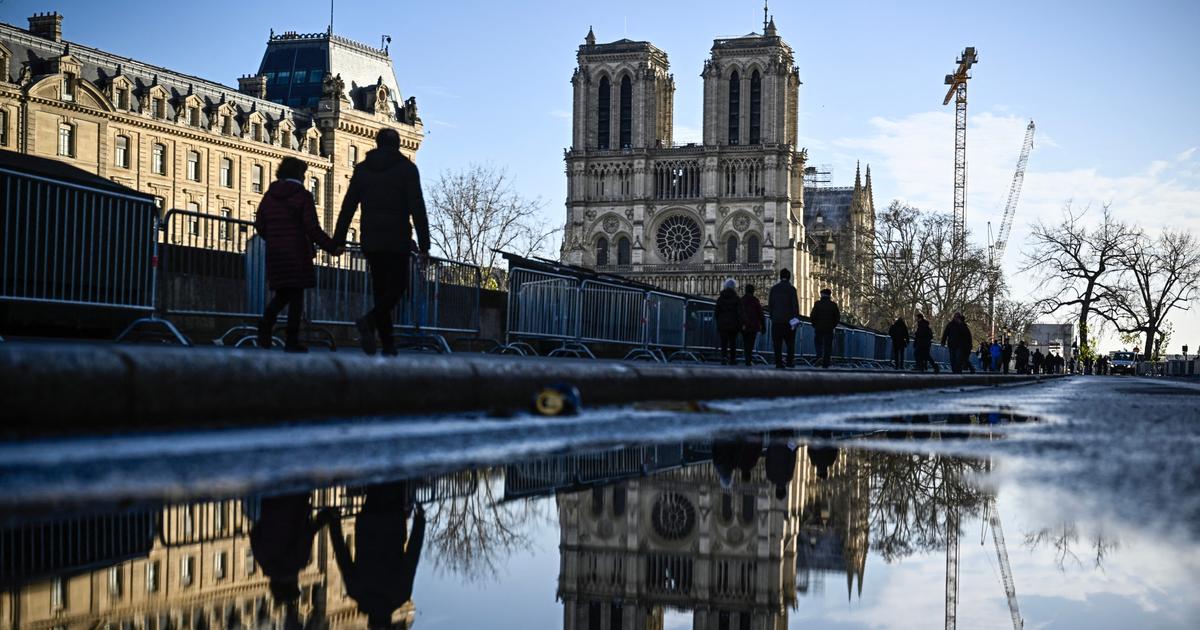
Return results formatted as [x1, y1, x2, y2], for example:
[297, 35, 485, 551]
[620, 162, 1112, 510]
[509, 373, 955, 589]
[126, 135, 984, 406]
[888, 317, 910, 370]
[979, 341, 992, 371]
[715, 278, 742, 365]
[765, 433, 799, 501]
[809, 289, 841, 368]
[1015, 341, 1030, 374]
[941, 313, 973, 373]
[740, 284, 765, 366]
[1031, 349, 1045, 374]
[1001, 338, 1014, 374]
[250, 492, 325, 621]
[768, 269, 801, 369]
[913, 313, 938, 373]
[333, 129, 430, 356]
[254, 157, 339, 352]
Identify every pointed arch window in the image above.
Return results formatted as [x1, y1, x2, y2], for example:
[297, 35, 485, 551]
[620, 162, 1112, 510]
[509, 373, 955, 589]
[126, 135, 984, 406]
[617, 236, 631, 265]
[747, 234, 761, 263]
[619, 75, 632, 149]
[596, 236, 609, 267]
[726, 234, 739, 263]
[749, 70, 762, 144]
[597, 76, 611, 150]
[727, 71, 740, 145]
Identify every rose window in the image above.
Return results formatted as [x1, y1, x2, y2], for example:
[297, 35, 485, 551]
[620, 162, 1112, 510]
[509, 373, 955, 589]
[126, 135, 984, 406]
[655, 215, 702, 262]
[652, 492, 696, 540]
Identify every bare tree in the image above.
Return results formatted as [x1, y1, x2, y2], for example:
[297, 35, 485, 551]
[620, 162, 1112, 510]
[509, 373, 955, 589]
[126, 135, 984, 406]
[426, 164, 561, 283]
[994, 299, 1039, 342]
[1099, 229, 1200, 359]
[1022, 203, 1136, 353]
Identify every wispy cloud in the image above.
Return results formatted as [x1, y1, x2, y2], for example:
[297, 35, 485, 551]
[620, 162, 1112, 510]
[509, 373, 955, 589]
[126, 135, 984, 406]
[675, 125, 703, 144]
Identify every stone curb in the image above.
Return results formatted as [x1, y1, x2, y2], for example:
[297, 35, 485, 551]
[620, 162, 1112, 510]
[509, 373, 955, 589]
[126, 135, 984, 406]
[0, 342, 1050, 437]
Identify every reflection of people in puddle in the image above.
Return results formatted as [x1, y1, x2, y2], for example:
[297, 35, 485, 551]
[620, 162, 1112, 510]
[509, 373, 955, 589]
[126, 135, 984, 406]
[809, 445, 840, 480]
[765, 434, 799, 500]
[326, 481, 426, 628]
[248, 492, 325, 629]
[712, 435, 763, 488]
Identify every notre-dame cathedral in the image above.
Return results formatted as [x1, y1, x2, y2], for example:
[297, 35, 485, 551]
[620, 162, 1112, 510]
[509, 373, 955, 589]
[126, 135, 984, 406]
[559, 14, 874, 312]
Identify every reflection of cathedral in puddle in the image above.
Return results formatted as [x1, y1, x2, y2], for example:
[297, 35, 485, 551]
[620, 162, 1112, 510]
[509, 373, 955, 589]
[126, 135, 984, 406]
[556, 440, 869, 629]
[0, 485, 418, 630]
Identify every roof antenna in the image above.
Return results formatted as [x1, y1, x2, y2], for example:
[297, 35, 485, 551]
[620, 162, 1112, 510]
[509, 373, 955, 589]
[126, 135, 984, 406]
[328, 0, 334, 35]
[763, 0, 769, 32]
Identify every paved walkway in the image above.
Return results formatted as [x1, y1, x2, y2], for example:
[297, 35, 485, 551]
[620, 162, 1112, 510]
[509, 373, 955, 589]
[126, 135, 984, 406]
[1, 341, 1047, 436]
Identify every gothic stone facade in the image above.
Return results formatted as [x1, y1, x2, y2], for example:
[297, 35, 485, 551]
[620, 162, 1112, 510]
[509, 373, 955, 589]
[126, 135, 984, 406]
[561, 19, 873, 307]
[0, 13, 422, 240]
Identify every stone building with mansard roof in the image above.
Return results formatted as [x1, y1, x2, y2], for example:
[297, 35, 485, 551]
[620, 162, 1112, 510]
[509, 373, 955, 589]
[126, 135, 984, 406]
[0, 12, 422, 237]
[560, 15, 874, 309]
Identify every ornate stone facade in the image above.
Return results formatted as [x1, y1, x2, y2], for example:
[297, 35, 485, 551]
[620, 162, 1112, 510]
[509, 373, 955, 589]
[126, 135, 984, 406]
[561, 18, 873, 308]
[0, 13, 422, 238]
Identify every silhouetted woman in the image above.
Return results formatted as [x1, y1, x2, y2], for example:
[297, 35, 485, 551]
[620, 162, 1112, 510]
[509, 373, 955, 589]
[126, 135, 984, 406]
[255, 156, 339, 351]
[715, 278, 743, 365]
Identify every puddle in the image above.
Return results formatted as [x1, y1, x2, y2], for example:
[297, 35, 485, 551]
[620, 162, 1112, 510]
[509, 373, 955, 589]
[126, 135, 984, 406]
[2, 431, 1196, 629]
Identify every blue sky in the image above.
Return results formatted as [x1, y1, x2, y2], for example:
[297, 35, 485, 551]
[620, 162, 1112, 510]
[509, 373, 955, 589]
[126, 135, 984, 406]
[4, 0, 1199, 351]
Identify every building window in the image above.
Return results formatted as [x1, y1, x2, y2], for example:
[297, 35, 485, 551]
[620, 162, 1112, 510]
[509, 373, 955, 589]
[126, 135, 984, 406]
[62, 73, 75, 102]
[251, 164, 263, 193]
[152, 143, 167, 175]
[619, 75, 632, 149]
[747, 234, 761, 263]
[151, 97, 164, 119]
[728, 71, 740, 145]
[219, 208, 232, 240]
[145, 560, 160, 593]
[278, 71, 290, 85]
[726, 234, 738, 263]
[187, 107, 199, 127]
[293, 70, 307, 84]
[749, 70, 762, 145]
[214, 552, 227, 580]
[596, 237, 609, 266]
[180, 556, 193, 587]
[220, 157, 233, 187]
[348, 145, 358, 166]
[309, 177, 320, 204]
[0, 109, 8, 147]
[617, 237, 631, 266]
[57, 123, 74, 157]
[220, 115, 231, 135]
[186, 150, 201, 182]
[244, 548, 256, 576]
[597, 76, 611, 150]
[115, 135, 130, 168]
[308, 136, 318, 155]
[108, 567, 123, 597]
[116, 87, 130, 110]
[186, 202, 200, 236]
[252, 122, 263, 142]
[52, 577, 67, 610]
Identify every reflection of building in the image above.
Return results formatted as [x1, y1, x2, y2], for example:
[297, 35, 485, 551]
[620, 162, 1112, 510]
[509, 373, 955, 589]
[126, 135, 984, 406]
[0, 12, 421, 236]
[794, 447, 869, 598]
[555, 441, 870, 629]
[0, 488, 410, 630]
[559, 16, 874, 304]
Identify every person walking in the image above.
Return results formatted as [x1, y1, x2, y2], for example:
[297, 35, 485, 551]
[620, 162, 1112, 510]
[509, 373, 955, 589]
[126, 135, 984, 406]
[888, 317, 910, 370]
[1015, 340, 1030, 374]
[941, 313, 973, 374]
[715, 278, 742, 365]
[768, 269, 800, 369]
[254, 157, 340, 353]
[740, 284, 765, 366]
[249, 492, 327, 624]
[810, 288, 841, 368]
[333, 128, 430, 356]
[1001, 338, 1014, 374]
[978, 341, 992, 372]
[1031, 348, 1045, 374]
[913, 313, 939, 373]
[990, 340, 1002, 374]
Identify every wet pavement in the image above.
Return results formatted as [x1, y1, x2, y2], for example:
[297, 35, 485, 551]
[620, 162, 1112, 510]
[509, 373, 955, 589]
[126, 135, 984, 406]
[1, 376, 1198, 628]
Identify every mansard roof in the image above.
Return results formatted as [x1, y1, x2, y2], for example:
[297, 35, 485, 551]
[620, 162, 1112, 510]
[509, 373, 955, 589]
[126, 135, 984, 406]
[0, 19, 309, 132]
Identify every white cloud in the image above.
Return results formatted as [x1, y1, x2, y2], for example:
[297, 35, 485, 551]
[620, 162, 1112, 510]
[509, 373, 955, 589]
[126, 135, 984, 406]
[832, 110, 1200, 351]
[674, 125, 703, 145]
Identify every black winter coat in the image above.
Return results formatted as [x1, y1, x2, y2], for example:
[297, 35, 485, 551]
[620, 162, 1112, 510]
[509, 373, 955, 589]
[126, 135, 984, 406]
[888, 319, 910, 347]
[254, 180, 336, 289]
[914, 320, 934, 348]
[809, 297, 841, 333]
[767, 280, 800, 322]
[715, 288, 742, 332]
[941, 319, 973, 350]
[334, 148, 430, 254]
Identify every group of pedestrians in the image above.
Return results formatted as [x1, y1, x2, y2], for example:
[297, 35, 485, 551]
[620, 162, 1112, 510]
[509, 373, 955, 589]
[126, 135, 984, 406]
[254, 128, 430, 355]
[714, 269, 842, 370]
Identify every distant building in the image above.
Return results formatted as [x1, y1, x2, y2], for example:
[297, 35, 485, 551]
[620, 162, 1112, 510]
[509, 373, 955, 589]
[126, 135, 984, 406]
[0, 12, 422, 237]
[560, 15, 874, 306]
[1027, 322, 1075, 355]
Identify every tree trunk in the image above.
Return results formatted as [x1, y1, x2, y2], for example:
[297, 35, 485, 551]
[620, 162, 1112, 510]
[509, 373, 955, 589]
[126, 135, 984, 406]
[1145, 327, 1157, 361]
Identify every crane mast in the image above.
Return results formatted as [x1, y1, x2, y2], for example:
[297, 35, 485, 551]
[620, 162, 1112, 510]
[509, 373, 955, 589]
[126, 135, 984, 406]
[943, 47, 978, 253]
[987, 120, 1036, 338]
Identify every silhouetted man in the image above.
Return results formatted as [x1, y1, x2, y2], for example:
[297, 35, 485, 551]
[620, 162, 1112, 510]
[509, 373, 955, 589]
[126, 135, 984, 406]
[1001, 338, 1013, 374]
[809, 289, 841, 368]
[334, 128, 430, 356]
[888, 317, 910, 370]
[768, 269, 800, 369]
[250, 493, 325, 630]
[941, 313, 973, 374]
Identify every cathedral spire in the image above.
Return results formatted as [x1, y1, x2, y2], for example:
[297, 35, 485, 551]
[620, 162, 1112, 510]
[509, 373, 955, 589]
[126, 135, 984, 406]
[763, 1, 769, 33]
[853, 161, 862, 193]
[585, 26, 595, 47]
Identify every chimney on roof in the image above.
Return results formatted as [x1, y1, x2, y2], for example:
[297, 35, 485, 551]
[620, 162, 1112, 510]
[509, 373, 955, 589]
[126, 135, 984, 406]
[238, 74, 268, 99]
[28, 12, 64, 42]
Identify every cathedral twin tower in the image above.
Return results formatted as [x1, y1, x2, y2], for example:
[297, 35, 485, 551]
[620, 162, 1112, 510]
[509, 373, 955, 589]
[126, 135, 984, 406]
[561, 17, 869, 306]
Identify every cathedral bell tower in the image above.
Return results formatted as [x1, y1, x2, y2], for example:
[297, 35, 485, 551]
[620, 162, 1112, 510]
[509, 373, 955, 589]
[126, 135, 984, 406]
[571, 28, 675, 151]
[701, 16, 799, 147]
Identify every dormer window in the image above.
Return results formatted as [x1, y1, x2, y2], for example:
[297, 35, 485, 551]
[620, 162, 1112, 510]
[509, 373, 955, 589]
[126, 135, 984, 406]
[252, 122, 263, 142]
[61, 73, 75, 102]
[151, 97, 164, 119]
[222, 115, 232, 135]
[189, 107, 200, 127]
[116, 87, 129, 110]
[308, 136, 318, 155]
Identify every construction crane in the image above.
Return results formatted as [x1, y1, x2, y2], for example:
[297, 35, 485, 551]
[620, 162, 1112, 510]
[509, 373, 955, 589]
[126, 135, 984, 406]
[987, 120, 1036, 338]
[943, 47, 978, 253]
[985, 498, 1024, 629]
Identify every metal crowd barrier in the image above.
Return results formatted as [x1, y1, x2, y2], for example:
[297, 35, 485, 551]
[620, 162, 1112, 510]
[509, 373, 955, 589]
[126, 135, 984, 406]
[0, 165, 188, 344]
